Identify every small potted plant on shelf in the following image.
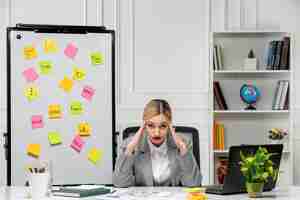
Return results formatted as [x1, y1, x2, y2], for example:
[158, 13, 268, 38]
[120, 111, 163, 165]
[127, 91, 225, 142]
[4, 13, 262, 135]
[240, 147, 278, 198]
[268, 128, 288, 151]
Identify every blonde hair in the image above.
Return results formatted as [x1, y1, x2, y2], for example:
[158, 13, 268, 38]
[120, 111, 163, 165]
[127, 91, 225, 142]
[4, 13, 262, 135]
[143, 99, 172, 122]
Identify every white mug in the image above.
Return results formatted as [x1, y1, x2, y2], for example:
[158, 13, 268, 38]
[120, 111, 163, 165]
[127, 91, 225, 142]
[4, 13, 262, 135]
[29, 172, 50, 200]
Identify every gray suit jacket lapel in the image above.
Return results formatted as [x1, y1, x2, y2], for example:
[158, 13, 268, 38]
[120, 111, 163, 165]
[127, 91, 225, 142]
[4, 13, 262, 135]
[138, 135, 154, 186]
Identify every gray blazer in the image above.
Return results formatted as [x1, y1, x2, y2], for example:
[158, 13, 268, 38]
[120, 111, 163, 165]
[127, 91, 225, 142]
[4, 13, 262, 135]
[113, 132, 202, 187]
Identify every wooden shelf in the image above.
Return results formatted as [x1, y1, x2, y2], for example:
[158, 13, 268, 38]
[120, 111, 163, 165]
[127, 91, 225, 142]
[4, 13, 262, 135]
[214, 149, 290, 154]
[214, 110, 289, 114]
[214, 70, 291, 74]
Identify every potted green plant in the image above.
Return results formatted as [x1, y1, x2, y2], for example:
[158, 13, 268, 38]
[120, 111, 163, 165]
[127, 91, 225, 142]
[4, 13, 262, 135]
[240, 147, 278, 198]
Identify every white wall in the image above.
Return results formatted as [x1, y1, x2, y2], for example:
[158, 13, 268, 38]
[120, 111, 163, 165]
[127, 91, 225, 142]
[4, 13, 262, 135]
[0, 0, 300, 186]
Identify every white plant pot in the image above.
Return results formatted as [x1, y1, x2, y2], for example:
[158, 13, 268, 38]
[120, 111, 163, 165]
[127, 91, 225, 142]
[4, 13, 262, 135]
[244, 58, 257, 71]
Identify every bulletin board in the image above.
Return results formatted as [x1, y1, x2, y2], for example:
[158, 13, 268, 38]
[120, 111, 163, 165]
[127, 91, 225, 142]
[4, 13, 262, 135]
[7, 24, 115, 185]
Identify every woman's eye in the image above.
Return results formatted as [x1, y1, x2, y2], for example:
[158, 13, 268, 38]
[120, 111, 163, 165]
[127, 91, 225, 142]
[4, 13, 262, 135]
[147, 124, 155, 128]
[160, 124, 167, 129]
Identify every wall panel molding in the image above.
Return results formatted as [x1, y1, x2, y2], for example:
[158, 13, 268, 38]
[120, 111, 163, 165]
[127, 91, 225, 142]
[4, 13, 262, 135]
[118, 0, 209, 109]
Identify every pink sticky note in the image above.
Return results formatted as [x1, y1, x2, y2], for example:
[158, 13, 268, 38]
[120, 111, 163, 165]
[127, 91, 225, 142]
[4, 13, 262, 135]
[70, 135, 84, 152]
[81, 86, 95, 101]
[64, 43, 78, 59]
[23, 68, 39, 82]
[31, 115, 43, 129]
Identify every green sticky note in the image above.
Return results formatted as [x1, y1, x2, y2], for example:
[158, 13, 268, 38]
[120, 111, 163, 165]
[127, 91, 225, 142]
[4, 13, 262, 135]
[70, 101, 83, 115]
[90, 52, 104, 65]
[48, 132, 62, 145]
[39, 60, 53, 74]
[88, 148, 102, 165]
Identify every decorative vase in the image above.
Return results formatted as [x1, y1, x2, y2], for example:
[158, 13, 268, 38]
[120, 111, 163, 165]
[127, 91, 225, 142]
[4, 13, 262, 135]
[246, 182, 264, 198]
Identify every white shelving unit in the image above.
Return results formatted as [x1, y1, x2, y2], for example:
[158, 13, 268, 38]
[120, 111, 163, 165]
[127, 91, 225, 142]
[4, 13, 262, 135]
[209, 31, 294, 186]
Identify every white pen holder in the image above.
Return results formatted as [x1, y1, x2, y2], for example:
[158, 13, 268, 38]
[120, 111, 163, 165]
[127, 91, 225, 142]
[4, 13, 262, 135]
[28, 172, 50, 200]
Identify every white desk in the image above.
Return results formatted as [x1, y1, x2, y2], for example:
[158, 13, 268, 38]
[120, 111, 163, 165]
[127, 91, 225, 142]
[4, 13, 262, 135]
[1, 186, 300, 200]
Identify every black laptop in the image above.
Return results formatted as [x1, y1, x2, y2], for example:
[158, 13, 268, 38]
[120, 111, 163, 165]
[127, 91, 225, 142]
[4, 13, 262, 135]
[205, 144, 283, 195]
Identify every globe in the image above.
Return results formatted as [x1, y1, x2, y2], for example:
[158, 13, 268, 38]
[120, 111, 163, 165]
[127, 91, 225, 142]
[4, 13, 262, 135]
[240, 84, 261, 110]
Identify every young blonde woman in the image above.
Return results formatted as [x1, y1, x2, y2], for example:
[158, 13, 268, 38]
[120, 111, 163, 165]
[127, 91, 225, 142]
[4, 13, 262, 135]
[113, 99, 202, 187]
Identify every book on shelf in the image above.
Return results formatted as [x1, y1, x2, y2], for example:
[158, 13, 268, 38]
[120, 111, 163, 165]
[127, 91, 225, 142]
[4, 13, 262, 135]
[272, 80, 289, 110]
[266, 37, 290, 70]
[213, 121, 225, 150]
[213, 81, 228, 110]
[213, 44, 223, 70]
[216, 156, 228, 184]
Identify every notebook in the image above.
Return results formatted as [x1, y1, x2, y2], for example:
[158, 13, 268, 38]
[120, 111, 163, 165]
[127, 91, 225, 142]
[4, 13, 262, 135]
[52, 185, 112, 197]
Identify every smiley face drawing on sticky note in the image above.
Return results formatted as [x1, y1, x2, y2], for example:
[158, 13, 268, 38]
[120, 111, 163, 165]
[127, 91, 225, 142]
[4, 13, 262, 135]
[48, 132, 62, 145]
[88, 148, 102, 165]
[39, 60, 53, 75]
[81, 86, 95, 101]
[78, 122, 91, 136]
[72, 67, 86, 81]
[24, 85, 39, 101]
[70, 101, 83, 115]
[70, 135, 84, 153]
[23, 45, 38, 60]
[27, 144, 41, 158]
[90, 52, 104, 65]
[43, 39, 58, 53]
[48, 104, 62, 119]
[31, 115, 43, 129]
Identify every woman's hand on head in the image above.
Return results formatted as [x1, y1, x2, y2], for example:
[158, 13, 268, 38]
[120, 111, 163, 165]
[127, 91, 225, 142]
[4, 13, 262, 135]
[125, 121, 146, 155]
[169, 124, 188, 156]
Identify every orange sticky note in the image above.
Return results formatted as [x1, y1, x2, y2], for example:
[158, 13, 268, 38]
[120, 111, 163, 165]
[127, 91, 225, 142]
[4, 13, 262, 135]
[43, 39, 58, 53]
[27, 144, 41, 158]
[23, 45, 38, 60]
[48, 104, 62, 119]
[59, 77, 73, 92]
[88, 148, 102, 164]
[78, 122, 91, 136]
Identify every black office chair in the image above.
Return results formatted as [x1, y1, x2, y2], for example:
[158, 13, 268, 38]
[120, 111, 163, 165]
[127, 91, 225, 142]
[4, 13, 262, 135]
[122, 126, 200, 168]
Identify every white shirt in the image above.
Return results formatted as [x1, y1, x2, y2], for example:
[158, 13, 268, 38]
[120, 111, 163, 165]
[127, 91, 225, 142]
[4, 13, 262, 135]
[148, 139, 171, 185]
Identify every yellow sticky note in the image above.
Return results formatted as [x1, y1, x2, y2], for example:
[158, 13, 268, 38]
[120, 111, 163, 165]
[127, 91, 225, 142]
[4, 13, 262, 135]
[27, 144, 41, 158]
[78, 122, 91, 136]
[70, 101, 83, 115]
[72, 67, 86, 81]
[23, 45, 38, 60]
[48, 104, 62, 119]
[88, 148, 102, 164]
[59, 77, 73, 92]
[90, 52, 104, 65]
[48, 132, 62, 145]
[24, 86, 39, 101]
[39, 60, 53, 74]
[43, 39, 58, 53]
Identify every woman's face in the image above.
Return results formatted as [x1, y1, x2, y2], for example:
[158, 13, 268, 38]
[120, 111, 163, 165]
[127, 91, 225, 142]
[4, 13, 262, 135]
[145, 114, 169, 146]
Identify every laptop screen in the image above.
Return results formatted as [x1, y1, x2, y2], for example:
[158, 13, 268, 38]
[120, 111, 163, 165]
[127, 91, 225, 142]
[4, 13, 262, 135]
[223, 144, 283, 194]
